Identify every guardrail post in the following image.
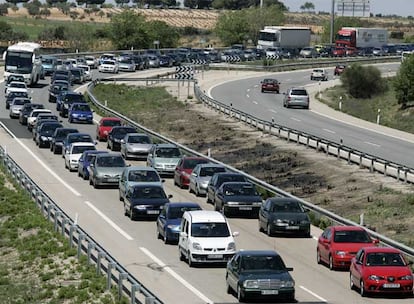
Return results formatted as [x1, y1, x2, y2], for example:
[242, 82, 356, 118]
[107, 262, 116, 290]
[326, 143, 329, 155]
[370, 159, 374, 173]
[47, 204, 54, 221]
[131, 284, 141, 304]
[306, 136, 309, 148]
[287, 130, 290, 142]
[61, 217, 68, 236]
[54, 211, 62, 232]
[316, 139, 320, 151]
[118, 272, 128, 300]
[347, 150, 351, 164]
[359, 154, 363, 167]
[77, 234, 85, 259]
[145, 296, 155, 304]
[97, 252, 106, 275]
[296, 133, 300, 144]
[40, 196, 46, 215]
[384, 162, 388, 176]
[404, 169, 408, 183]
[229, 103, 232, 118]
[87, 242, 96, 265]
[69, 225, 77, 247]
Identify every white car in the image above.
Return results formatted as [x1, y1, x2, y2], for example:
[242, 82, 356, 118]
[178, 210, 238, 267]
[27, 109, 52, 132]
[5, 81, 28, 97]
[64, 142, 96, 172]
[85, 56, 98, 69]
[9, 97, 31, 118]
[77, 64, 92, 81]
[310, 68, 328, 81]
[99, 60, 119, 73]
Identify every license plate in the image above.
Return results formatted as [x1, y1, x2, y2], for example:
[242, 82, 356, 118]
[147, 210, 159, 215]
[79, 117, 86, 120]
[107, 178, 118, 182]
[383, 283, 400, 288]
[239, 207, 252, 210]
[261, 290, 278, 295]
[286, 226, 299, 230]
[208, 254, 223, 259]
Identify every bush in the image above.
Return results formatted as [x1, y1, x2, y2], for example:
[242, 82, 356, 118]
[341, 64, 387, 98]
[0, 3, 8, 16]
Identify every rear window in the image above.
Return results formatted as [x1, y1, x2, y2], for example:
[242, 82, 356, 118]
[291, 89, 308, 96]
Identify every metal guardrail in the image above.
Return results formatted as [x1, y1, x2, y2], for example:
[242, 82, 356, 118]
[86, 78, 414, 259]
[0, 140, 163, 304]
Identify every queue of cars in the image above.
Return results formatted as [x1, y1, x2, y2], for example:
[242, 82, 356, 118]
[5, 60, 412, 303]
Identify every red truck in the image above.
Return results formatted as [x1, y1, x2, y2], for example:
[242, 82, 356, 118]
[335, 27, 387, 49]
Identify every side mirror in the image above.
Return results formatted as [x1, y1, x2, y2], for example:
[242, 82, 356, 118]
[161, 179, 165, 183]
[191, 172, 197, 177]
[372, 239, 379, 244]
[168, 194, 173, 199]
[232, 231, 239, 237]
[286, 267, 294, 272]
[322, 238, 330, 244]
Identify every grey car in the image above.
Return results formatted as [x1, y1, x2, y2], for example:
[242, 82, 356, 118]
[188, 163, 227, 197]
[118, 58, 136, 72]
[146, 143, 182, 176]
[118, 166, 163, 201]
[88, 153, 127, 189]
[283, 87, 310, 109]
[9, 97, 31, 118]
[120, 133, 153, 160]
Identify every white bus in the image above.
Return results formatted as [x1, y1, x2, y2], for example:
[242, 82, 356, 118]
[2, 42, 43, 87]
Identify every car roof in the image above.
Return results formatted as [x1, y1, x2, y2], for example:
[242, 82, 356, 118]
[125, 165, 157, 172]
[130, 182, 164, 188]
[237, 250, 279, 257]
[166, 202, 201, 208]
[363, 247, 401, 254]
[214, 172, 244, 177]
[196, 163, 224, 169]
[82, 150, 107, 155]
[101, 117, 121, 121]
[185, 210, 226, 223]
[155, 143, 178, 148]
[221, 181, 254, 187]
[125, 133, 150, 137]
[71, 142, 95, 147]
[331, 226, 366, 232]
[95, 152, 122, 158]
[268, 197, 300, 203]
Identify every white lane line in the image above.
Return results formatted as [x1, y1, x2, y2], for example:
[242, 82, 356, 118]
[286, 78, 292, 82]
[323, 128, 336, 134]
[290, 117, 301, 122]
[247, 88, 250, 92]
[84, 201, 133, 241]
[270, 109, 277, 114]
[140, 247, 213, 304]
[253, 84, 258, 88]
[300, 285, 327, 302]
[364, 141, 381, 147]
[0, 122, 81, 197]
[252, 100, 258, 105]
[246, 94, 250, 98]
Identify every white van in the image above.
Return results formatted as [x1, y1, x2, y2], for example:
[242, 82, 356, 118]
[178, 210, 238, 267]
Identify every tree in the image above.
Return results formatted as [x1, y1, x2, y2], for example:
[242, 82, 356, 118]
[0, 3, 9, 16]
[300, 2, 315, 12]
[341, 64, 387, 99]
[0, 20, 28, 40]
[46, 0, 68, 5]
[211, 0, 286, 10]
[214, 5, 285, 46]
[115, 0, 130, 6]
[393, 55, 414, 109]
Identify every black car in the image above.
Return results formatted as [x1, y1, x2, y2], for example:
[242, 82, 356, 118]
[48, 83, 69, 103]
[6, 91, 30, 109]
[206, 172, 248, 205]
[226, 250, 295, 302]
[19, 103, 44, 125]
[107, 126, 137, 151]
[214, 182, 263, 216]
[51, 70, 72, 84]
[123, 184, 171, 220]
[35, 121, 63, 148]
[58, 92, 86, 117]
[258, 197, 311, 237]
[70, 68, 84, 84]
[50, 127, 79, 154]
[32, 117, 59, 140]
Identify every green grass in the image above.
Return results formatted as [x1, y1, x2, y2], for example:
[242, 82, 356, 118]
[319, 81, 414, 134]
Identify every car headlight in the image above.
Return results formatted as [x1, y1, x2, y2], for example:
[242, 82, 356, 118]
[70, 159, 77, 163]
[72, 113, 79, 117]
[226, 201, 239, 206]
[399, 275, 413, 280]
[181, 172, 190, 178]
[167, 224, 180, 232]
[274, 219, 288, 226]
[134, 205, 146, 210]
[281, 280, 295, 288]
[114, 138, 121, 142]
[154, 164, 163, 169]
[103, 130, 108, 135]
[64, 104, 69, 109]
[192, 242, 202, 250]
[368, 275, 385, 281]
[227, 242, 236, 251]
[243, 280, 259, 289]
[40, 136, 48, 141]
[335, 251, 346, 257]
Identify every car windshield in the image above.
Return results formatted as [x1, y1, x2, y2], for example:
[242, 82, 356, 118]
[223, 184, 256, 196]
[42, 58, 54, 64]
[102, 119, 121, 127]
[199, 166, 226, 177]
[128, 170, 160, 182]
[68, 135, 91, 143]
[96, 156, 125, 167]
[366, 253, 406, 267]
[241, 255, 286, 272]
[128, 135, 151, 144]
[103, 60, 115, 65]
[334, 230, 371, 243]
[65, 95, 85, 103]
[183, 159, 208, 169]
[114, 128, 135, 136]
[73, 104, 91, 112]
[57, 129, 77, 138]
[167, 206, 201, 219]
[13, 99, 30, 106]
[10, 92, 28, 98]
[72, 146, 95, 154]
[291, 89, 308, 96]
[155, 147, 181, 158]
[10, 82, 26, 88]
[271, 201, 303, 213]
[41, 124, 60, 132]
[132, 186, 166, 199]
[191, 222, 230, 237]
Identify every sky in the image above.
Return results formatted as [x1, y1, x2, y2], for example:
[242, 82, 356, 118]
[281, 0, 413, 17]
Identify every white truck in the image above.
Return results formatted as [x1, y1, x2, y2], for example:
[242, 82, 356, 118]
[335, 27, 388, 49]
[257, 26, 311, 50]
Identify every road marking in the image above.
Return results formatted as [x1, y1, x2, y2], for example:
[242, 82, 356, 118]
[252, 100, 258, 105]
[290, 117, 301, 122]
[247, 88, 250, 92]
[286, 78, 291, 82]
[0, 122, 81, 197]
[246, 94, 250, 98]
[253, 84, 258, 88]
[84, 201, 133, 241]
[364, 141, 381, 147]
[270, 109, 277, 114]
[323, 128, 336, 134]
[140, 247, 213, 304]
[300, 285, 327, 302]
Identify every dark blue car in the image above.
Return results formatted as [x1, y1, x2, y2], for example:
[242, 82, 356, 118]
[156, 202, 202, 244]
[77, 150, 108, 180]
[68, 102, 93, 124]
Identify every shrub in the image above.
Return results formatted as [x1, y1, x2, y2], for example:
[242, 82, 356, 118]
[341, 64, 387, 98]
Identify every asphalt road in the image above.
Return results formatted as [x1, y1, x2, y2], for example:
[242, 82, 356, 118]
[209, 63, 414, 168]
[0, 65, 412, 304]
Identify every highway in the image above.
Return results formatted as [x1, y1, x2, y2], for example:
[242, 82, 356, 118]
[0, 64, 412, 304]
[209, 63, 414, 169]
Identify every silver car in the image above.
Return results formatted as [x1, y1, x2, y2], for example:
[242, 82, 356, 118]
[9, 97, 31, 118]
[88, 153, 126, 188]
[188, 163, 227, 196]
[146, 143, 182, 176]
[118, 58, 136, 72]
[118, 166, 163, 201]
[120, 133, 153, 160]
[283, 87, 310, 109]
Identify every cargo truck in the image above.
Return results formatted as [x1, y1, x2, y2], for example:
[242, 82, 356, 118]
[257, 26, 311, 50]
[335, 27, 388, 49]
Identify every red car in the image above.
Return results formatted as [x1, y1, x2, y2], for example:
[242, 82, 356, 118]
[350, 247, 413, 297]
[174, 156, 210, 188]
[317, 226, 378, 270]
[332, 47, 346, 57]
[261, 78, 280, 94]
[96, 117, 122, 141]
[334, 64, 346, 76]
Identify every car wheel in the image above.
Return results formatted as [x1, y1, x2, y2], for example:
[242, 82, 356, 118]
[82, 171, 87, 180]
[195, 185, 200, 197]
[214, 202, 220, 211]
[329, 255, 334, 270]
[360, 280, 366, 297]
[77, 170, 81, 177]
[179, 248, 185, 261]
[317, 249, 322, 264]
[123, 203, 128, 216]
[189, 185, 194, 194]
[237, 285, 245, 302]
[157, 227, 162, 240]
[258, 220, 263, 232]
[119, 190, 123, 201]
[107, 141, 110, 149]
[266, 224, 273, 237]
[206, 195, 211, 204]
[89, 177, 93, 185]
[129, 208, 134, 221]
[93, 178, 99, 189]
[163, 230, 169, 244]
[350, 273, 355, 290]
[226, 276, 232, 294]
